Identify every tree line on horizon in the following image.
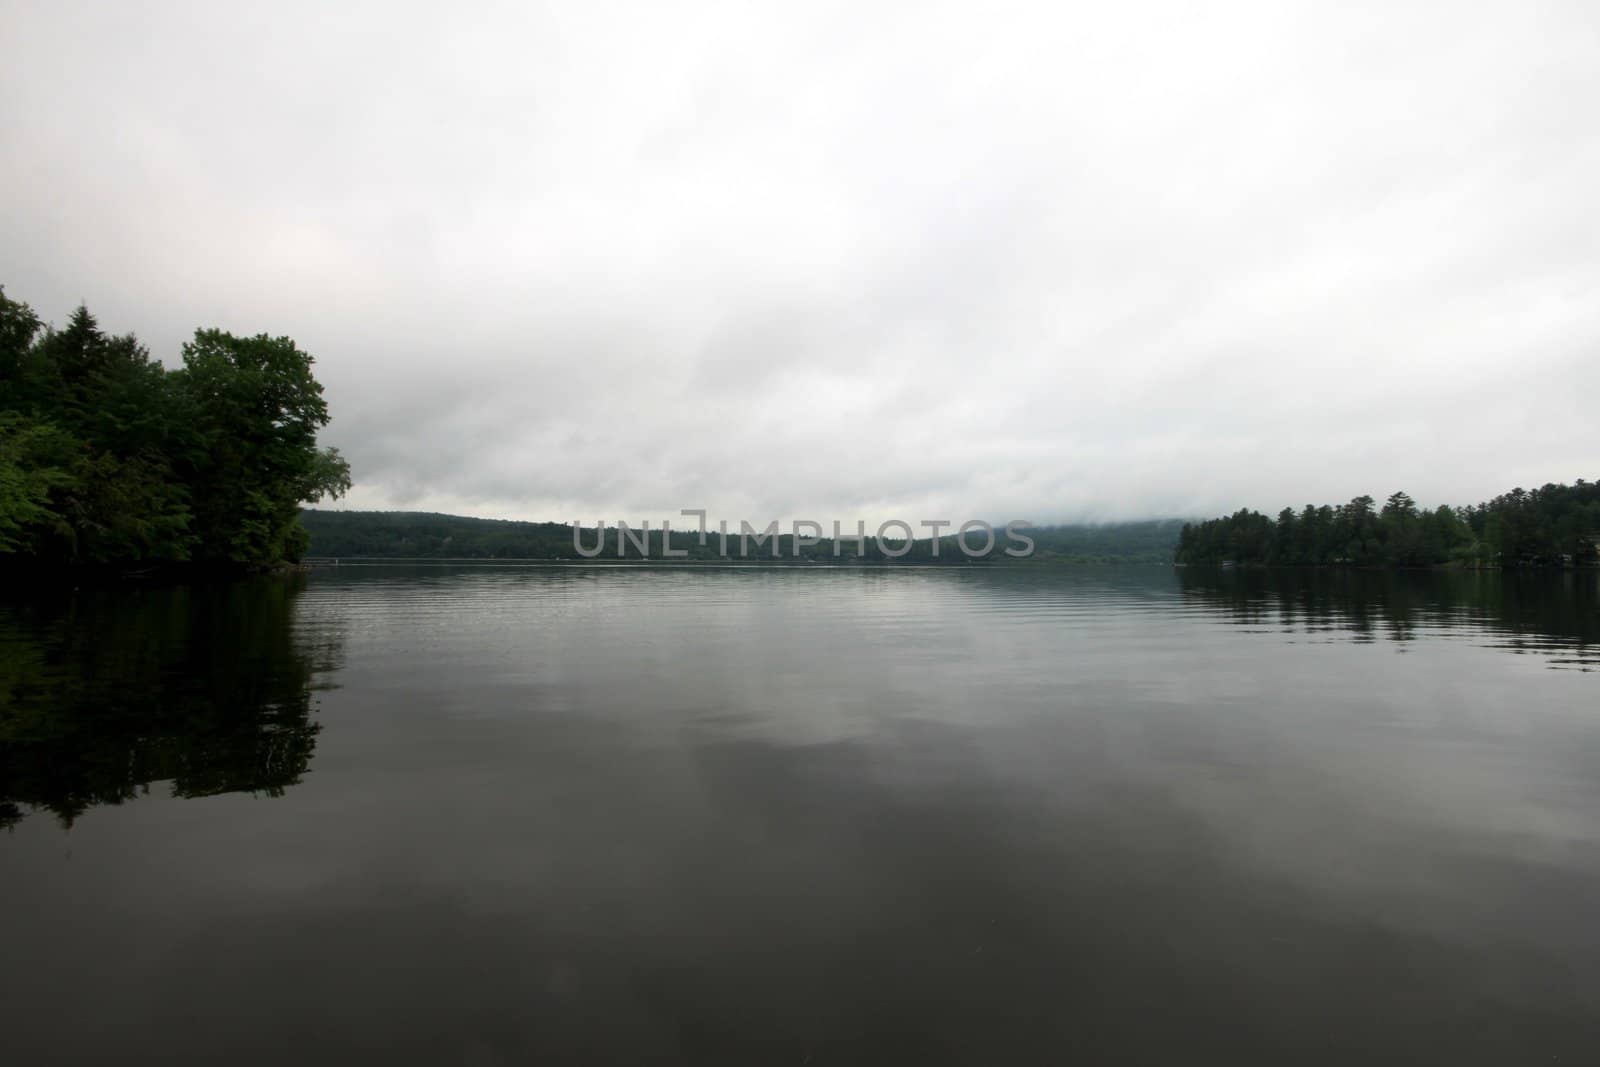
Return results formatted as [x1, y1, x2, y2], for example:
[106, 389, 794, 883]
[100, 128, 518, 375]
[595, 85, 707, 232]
[7, 280, 1589, 573]
[299, 510, 1187, 563]
[0, 287, 350, 567]
[1176, 483, 1600, 567]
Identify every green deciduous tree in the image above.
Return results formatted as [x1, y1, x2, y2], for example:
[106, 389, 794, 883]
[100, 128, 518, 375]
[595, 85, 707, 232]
[178, 330, 351, 563]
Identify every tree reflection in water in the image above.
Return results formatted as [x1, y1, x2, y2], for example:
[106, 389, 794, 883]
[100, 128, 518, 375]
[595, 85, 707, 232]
[0, 575, 342, 828]
[1177, 566, 1600, 668]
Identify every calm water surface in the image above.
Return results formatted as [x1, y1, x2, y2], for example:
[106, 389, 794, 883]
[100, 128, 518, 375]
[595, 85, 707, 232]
[2, 565, 1598, 1064]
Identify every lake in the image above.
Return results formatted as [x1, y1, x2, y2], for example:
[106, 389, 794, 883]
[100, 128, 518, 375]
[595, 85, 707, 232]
[2, 565, 1598, 1063]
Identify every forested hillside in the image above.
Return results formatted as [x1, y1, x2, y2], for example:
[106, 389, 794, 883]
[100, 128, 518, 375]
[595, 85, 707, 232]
[1177, 484, 1600, 567]
[302, 510, 1186, 563]
[0, 286, 350, 567]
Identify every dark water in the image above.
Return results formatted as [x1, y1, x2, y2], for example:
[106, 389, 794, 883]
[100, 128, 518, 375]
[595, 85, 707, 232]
[2, 565, 1598, 1064]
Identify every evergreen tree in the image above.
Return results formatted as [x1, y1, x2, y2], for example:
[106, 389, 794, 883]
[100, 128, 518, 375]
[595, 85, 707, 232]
[1176, 484, 1598, 568]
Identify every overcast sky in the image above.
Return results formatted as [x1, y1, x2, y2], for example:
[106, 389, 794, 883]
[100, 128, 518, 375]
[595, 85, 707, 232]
[2, 1, 1596, 525]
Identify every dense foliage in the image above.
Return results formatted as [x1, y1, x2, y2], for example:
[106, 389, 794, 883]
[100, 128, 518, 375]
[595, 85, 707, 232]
[1177, 484, 1600, 567]
[0, 287, 350, 567]
[302, 510, 1185, 563]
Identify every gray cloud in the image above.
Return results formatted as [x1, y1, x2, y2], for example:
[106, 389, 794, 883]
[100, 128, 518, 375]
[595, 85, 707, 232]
[3, 0, 1596, 524]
